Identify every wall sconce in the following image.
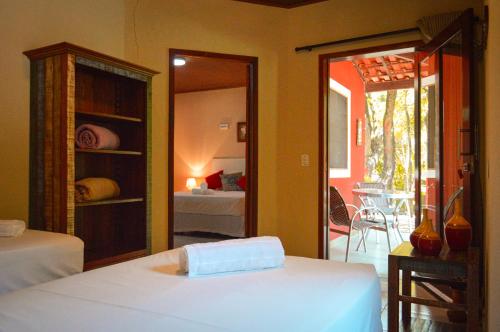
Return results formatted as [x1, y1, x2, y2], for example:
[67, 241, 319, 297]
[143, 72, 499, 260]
[356, 119, 362, 146]
[219, 123, 230, 130]
[186, 177, 197, 190]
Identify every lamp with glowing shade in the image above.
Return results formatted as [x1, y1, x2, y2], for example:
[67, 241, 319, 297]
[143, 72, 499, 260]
[186, 177, 197, 190]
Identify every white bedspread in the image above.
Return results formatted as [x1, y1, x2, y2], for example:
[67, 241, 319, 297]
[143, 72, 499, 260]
[0, 229, 83, 294]
[0, 249, 382, 332]
[174, 191, 245, 216]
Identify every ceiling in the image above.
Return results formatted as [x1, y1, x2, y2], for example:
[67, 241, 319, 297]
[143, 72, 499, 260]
[351, 53, 416, 92]
[234, 0, 327, 9]
[174, 56, 247, 94]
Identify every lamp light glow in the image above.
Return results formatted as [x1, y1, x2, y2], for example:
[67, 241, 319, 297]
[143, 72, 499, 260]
[173, 58, 186, 66]
[186, 177, 197, 190]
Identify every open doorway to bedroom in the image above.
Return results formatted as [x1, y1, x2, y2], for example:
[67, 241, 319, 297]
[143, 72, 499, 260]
[168, 49, 258, 249]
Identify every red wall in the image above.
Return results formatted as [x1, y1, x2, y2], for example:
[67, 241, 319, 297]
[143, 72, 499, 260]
[329, 61, 366, 207]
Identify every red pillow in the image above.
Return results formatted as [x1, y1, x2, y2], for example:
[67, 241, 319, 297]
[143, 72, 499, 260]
[237, 175, 246, 191]
[205, 170, 223, 189]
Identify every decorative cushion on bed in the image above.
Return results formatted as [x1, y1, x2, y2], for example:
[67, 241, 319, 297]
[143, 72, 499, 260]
[237, 176, 246, 191]
[205, 170, 223, 189]
[220, 172, 242, 191]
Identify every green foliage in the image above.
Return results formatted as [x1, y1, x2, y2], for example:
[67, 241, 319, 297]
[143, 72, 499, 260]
[365, 88, 415, 191]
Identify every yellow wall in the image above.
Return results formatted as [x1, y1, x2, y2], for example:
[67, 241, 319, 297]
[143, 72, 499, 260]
[0, 0, 125, 219]
[123, 0, 287, 252]
[484, 0, 500, 330]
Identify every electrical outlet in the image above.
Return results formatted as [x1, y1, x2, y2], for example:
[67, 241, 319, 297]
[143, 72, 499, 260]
[300, 154, 310, 167]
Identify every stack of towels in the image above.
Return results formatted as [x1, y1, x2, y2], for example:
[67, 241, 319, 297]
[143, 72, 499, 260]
[75, 178, 120, 203]
[0, 220, 25, 237]
[179, 236, 285, 277]
[76, 124, 120, 150]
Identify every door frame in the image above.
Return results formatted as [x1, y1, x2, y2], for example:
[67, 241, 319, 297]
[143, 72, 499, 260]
[318, 41, 423, 259]
[167, 49, 259, 249]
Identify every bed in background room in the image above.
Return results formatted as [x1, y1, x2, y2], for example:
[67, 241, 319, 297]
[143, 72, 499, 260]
[0, 247, 382, 332]
[0, 229, 84, 294]
[174, 157, 246, 238]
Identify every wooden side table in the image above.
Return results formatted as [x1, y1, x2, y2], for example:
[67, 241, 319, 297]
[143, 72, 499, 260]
[388, 242, 480, 331]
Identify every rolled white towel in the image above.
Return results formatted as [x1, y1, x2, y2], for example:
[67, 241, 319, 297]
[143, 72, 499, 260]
[0, 220, 26, 237]
[179, 236, 285, 277]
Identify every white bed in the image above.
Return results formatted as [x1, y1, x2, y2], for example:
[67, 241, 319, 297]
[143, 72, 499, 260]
[174, 191, 245, 237]
[174, 157, 247, 238]
[0, 249, 382, 332]
[0, 229, 83, 294]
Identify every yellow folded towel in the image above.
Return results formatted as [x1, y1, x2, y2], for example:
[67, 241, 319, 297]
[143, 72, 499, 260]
[75, 178, 120, 203]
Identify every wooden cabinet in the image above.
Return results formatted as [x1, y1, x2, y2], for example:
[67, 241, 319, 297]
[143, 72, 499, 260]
[24, 43, 158, 269]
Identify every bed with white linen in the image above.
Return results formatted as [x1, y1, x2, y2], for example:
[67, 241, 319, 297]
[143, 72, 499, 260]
[0, 248, 382, 332]
[0, 229, 84, 294]
[174, 157, 246, 238]
[174, 191, 245, 237]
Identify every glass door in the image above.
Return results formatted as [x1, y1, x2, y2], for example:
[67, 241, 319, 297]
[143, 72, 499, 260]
[416, 9, 475, 236]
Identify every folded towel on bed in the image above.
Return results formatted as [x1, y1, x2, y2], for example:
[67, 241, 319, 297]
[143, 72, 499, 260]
[179, 236, 285, 277]
[75, 178, 120, 203]
[0, 220, 25, 237]
[191, 188, 214, 195]
[76, 124, 120, 150]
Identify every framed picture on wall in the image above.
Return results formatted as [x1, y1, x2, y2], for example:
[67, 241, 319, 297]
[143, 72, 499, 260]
[237, 122, 247, 142]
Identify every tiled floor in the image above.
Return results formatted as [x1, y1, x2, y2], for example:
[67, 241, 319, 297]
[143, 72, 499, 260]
[329, 222, 461, 331]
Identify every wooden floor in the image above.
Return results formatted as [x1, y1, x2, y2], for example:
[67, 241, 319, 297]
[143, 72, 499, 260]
[329, 223, 466, 332]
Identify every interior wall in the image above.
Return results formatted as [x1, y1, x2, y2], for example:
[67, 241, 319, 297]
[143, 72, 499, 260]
[0, 0, 125, 220]
[174, 87, 246, 192]
[484, 0, 500, 330]
[277, 0, 483, 257]
[124, 0, 287, 252]
[328, 61, 365, 207]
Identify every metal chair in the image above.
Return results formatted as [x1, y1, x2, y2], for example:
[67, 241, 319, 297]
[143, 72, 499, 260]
[355, 182, 405, 244]
[329, 186, 390, 262]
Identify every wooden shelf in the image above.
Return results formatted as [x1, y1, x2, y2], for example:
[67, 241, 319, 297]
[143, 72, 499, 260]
[76, 148, 142, 156]
[75, 197, 144, 207]
[76, 110, 143, 123]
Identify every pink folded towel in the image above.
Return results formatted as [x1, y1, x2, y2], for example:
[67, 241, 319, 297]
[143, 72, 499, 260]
[76, 124, 120, 150]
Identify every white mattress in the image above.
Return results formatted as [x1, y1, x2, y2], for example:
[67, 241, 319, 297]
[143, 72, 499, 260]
[0, 249, 382, 332]
[174, 212, 245, 237]
[174, 191, 245, 216]
[0, 229, 83, 294]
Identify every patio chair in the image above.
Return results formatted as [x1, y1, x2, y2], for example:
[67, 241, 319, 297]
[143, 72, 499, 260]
[329, 186, 391, 262]
[355, 182, 405, 244]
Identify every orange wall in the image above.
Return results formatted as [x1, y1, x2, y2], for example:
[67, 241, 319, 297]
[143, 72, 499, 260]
[174, 87, 246, 191]
[328, 61, 366, 206]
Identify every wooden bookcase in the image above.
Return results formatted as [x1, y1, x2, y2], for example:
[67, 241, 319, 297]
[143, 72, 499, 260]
[24, 43, 158, 269]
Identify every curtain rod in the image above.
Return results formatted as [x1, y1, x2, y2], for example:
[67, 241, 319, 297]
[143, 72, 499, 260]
[294, 27, 420, 52]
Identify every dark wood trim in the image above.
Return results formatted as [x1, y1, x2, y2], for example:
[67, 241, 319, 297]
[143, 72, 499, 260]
[318, 55, 329, 259]
[318, 41, 420, 259]
[168, 49, 258, 249]
[296, 28, 421, 53]
[234, 0, 327, 9]
[24, 42, 160, 76]
[414, 53, 422, 225]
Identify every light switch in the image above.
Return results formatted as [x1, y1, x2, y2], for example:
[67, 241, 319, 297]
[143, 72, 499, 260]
[300, 154, 310, 167]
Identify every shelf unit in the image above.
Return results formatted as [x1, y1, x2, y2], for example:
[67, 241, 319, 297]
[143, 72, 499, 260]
[25, 42, 158, 270]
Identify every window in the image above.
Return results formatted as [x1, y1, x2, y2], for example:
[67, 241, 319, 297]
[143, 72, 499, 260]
[328, 79, 351, 178]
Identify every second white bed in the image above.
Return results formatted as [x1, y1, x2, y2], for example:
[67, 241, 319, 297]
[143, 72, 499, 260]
[174, 191, 246, 237]
[0, 248, 382, 332]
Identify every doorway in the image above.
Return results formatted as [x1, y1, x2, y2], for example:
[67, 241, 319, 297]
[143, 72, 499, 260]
[319, 41, 421, 263]
[319, 8, 478, 328]
[168, 49, 258, 249]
